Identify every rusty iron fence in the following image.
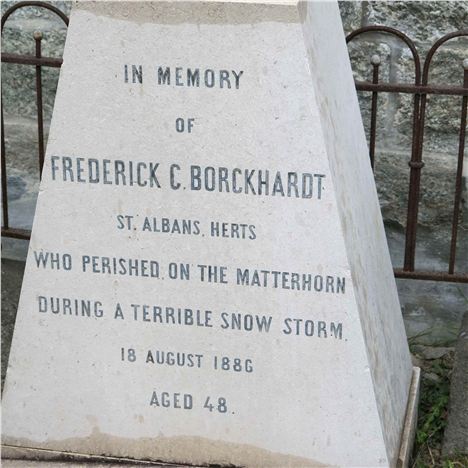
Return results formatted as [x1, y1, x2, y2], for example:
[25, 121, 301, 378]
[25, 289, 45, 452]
[1, 2, 467, 284]
[1, 1, 68, 239]
[346, 26, 468, 284]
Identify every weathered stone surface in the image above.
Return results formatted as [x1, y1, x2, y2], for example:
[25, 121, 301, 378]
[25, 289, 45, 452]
[338, 1, 362, 33]
[347, 42, 392, 139]
[2, 61, 62, 122]
[374, 149, 467, 228]
[394, 46, 467, 141]
[363, 1, 468, 48]
[443, 312, 468, 456]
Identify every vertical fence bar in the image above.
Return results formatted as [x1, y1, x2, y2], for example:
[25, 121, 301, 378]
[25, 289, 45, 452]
[448, 60, 468, 274]
[403, 91, 425, 272]
[34, 30, 45, 173]
[369, 55, 381, 171]
[1, 105, 8, 229]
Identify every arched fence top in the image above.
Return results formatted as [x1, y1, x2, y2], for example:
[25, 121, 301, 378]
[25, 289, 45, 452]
[346, 25, 422, 85]
[345, 24, 468, 283]
[346, 26, 468, 90]
[422, 30, 468, 85]
[1, 0, 69, 31]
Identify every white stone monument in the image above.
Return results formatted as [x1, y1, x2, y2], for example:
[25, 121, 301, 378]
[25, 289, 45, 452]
[2, 1, 419, 466]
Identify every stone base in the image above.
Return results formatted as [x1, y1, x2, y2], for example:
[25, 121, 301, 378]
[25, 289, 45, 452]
[1, 445, 180, 466]
[3, 367, 422, 468]
[397, 367, 421, 468]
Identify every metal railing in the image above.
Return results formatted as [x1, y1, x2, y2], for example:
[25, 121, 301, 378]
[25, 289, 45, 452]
[1, 2, 467, 284]
[1, 1, 68, 239]
[346, 26, 468, 283]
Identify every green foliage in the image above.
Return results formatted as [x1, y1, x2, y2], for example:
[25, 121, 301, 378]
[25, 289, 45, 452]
[441, 459, 468, 468]
[411, 351, 468, 467]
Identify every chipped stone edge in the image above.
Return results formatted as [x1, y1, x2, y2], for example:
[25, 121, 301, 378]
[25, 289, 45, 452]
[397, 366, 421, 468]
[0, 445, 195, 467]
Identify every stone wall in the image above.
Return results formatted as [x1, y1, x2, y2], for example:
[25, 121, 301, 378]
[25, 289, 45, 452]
[1, 0, 467, 344]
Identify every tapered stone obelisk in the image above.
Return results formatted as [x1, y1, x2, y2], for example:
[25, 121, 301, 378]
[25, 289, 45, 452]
[2, 1, 419, 466]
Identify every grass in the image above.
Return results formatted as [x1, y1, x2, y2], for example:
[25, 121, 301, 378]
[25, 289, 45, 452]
[411, 348, 468, 467]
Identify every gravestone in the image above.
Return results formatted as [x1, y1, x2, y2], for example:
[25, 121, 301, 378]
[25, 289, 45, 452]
[2, 1, 419, 466]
